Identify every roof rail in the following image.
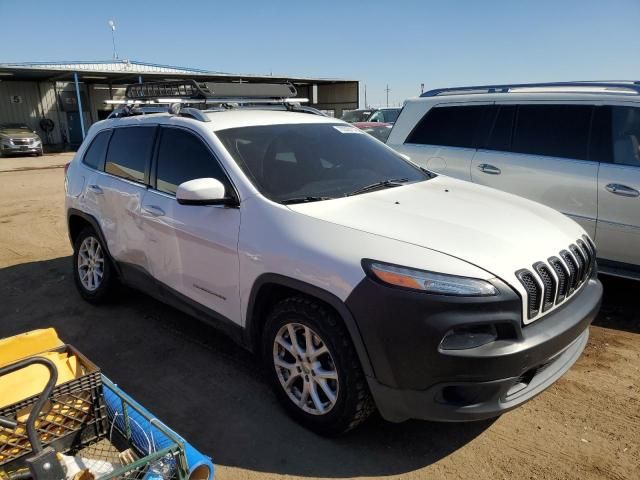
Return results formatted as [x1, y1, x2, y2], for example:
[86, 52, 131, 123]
[125, 79, 298, 101]
[420, 81, 640, 97]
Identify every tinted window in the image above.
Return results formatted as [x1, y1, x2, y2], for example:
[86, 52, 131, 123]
[155, 128, 230, 195]
[341, 110, 372, 123]
[406, 105, 494, 149]
[82, 130, 111, 170]
[105, 127, 156, 182]
[381, 109, 400, 123]
[512, 105, 592, 160]
[216, 123, 428, 202]
[611, 106, 640, 167]
[486, 105, 516, 151]
[589, 106, 613, 162]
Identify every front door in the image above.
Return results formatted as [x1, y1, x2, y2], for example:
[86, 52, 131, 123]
[141, 126, 242, 324]
[595, 105, 640, 266]
[66, 112, 85, 145]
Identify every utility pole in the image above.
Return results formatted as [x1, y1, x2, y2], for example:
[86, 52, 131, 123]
[364, 84, 367, 108]
[108, 20, 118, 60]
[385, 84, 391, 107]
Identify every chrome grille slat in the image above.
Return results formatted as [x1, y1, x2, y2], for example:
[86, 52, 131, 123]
[517, 237, 596, 322]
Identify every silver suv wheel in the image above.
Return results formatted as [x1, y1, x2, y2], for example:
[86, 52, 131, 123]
[273, 322, 339, 415]
[77, 235, 104, 291]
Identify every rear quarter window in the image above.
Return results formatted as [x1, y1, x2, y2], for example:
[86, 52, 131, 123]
[82, 130, 111, 170]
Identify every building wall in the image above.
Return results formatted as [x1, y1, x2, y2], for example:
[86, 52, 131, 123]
[0, 80, 65, 144]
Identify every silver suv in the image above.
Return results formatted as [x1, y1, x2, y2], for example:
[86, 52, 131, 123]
[389, 81, 640, 280]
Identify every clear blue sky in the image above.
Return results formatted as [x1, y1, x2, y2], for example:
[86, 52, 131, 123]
[2, 0, 639, 107]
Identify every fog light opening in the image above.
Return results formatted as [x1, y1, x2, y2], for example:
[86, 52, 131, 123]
[440, 324, 498, 350]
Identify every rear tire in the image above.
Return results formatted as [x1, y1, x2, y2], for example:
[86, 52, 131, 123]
[263, 296, 374, 435]
[72, 227, 115, 304]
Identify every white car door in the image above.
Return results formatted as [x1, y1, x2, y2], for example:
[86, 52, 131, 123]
[392, 103, 494, 180]
[92, 125, 157, 270]
[141, 126, 242, 324]
[595, 105, 640, 267]
[471, 104, 598, 236]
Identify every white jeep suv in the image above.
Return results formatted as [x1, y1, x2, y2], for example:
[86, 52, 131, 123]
[65, 81, 602, 435]
[388, 81, 640, 280]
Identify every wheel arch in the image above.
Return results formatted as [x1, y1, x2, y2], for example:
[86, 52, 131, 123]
[244, 273, 374, 378]
[67, 208, 120, 275]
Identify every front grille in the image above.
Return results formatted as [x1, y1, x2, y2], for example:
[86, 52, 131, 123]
[12, 138, 31, 145]
[516, 237, 596, 322]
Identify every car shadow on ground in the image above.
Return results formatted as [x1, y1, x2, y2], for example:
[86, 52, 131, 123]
[594, 275, 640, 334]
[0, 256, 496, 476]
[2, 257, 636, 476]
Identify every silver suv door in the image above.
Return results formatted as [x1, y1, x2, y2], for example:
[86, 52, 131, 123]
[594, 105, 640, 267]
[471, 104, 598, 236]
[141, 126, 242, 324]
[395, 103, 494, 179]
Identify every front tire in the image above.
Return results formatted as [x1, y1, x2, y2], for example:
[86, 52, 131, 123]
[263, 296, 374, 435]
[73, 227, 115, 303]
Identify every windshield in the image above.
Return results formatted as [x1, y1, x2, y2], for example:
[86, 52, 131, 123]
[341, 110, 372, 123]
[216, 123, 429, 203]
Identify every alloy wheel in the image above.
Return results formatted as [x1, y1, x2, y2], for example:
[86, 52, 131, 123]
[77, 236, 104, 292]
[273, 322, 339, 415]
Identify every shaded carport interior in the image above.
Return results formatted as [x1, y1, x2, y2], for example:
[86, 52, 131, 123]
[0, 61, 359, 146]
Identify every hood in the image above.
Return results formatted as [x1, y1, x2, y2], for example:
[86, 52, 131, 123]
[287, 176, 586, 285]
[0, 129, 38, 139]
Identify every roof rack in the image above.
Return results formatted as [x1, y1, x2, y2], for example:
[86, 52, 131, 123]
[105, 79, 323, 120]
[125, 79, 299, 101]
[420, 81, 640, 97]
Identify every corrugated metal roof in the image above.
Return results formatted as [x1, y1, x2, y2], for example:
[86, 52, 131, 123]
[0, 60, 354, 82]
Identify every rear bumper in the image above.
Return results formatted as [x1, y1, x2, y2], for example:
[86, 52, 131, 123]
[346, 275, 602, 422]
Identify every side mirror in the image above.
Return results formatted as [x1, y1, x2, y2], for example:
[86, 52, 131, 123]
[176, 178, 237, 206]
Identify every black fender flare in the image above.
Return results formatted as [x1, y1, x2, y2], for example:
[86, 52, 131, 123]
[244, 273, 375, 378]
[67, 208, 121, 275]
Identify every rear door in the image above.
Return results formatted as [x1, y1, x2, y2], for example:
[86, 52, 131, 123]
[593, 105, 640, 267]
[141, 126, 242, 323]
[471, 104, 598, 236]
[397, 104, 494, 180]
[94, 125, 156, 269]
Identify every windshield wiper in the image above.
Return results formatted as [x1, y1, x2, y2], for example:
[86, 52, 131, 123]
[347, 178, 408, 197]
[418, 166, 437, 179]
[281, 196, 333, 205]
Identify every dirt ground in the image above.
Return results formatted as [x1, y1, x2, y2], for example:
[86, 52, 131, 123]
[1, 154, 638, 480]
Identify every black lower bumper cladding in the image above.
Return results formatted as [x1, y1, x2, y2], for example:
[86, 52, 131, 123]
[345, 273, 602, 422]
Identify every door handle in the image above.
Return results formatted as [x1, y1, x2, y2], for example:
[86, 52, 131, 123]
[477, 163, 501, 175]
[88, 184, 103, 194]
[142, 205, 165, 217]
[605, 183, 639, 197]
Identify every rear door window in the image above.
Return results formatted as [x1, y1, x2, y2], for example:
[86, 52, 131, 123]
[611, 106, 640, 167]
[512, 105, 592, 160]
[105, 126, 156, 183]
[406, 105, 495, 149]
[82, 130, 111, 170]
[154, 127, 230, 195]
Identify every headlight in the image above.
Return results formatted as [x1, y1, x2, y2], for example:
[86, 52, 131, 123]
[366, 261, 498, 296]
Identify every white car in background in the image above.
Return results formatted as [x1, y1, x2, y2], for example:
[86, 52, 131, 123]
[388, 81, 640, 280]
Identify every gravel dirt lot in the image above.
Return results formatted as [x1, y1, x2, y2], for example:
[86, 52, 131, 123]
[1, 154, 639, 480]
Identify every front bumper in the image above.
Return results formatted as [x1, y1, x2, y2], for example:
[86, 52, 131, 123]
[345, 274, 602, 422]
[1, 143, 42, 154]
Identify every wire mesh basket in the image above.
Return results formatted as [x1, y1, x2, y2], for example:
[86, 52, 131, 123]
[1, 352, 195, 480]
[0, 345, 106, 471]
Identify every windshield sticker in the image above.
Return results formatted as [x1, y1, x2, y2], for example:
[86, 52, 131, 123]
[333, 125, 365, 134]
